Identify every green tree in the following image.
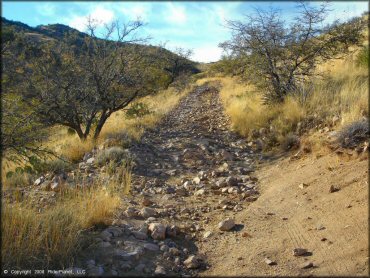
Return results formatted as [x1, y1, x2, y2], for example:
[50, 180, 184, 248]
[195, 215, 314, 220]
[220, 2, 365, 103]
[1, 26, 49, 161]
[18, 19, 159, 140]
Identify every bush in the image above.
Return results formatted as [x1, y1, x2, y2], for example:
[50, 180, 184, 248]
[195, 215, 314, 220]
[96, 147, 127, 166]
[39, 158, 74, 174]
[356, 46, 369, 68]
[4, 170, 34, 188]
[281, 133, 300, 151]
[337, 119, 369, 148]
[125, 102, 151, 119]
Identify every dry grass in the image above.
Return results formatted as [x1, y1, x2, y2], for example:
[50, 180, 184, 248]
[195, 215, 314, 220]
[198, 48, 367, 152]
[44, 86, 191, 160]
[1, 164, 129, 269]
[2, 85, 191, 188]
[307, 53, 368, 125]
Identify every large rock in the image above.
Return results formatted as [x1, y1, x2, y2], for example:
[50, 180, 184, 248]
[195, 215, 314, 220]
[218, 218, 235, 231]
[148, 223, 166, 240]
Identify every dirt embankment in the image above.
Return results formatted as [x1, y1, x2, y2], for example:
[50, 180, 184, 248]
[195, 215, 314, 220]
[201, 150, 368, 276]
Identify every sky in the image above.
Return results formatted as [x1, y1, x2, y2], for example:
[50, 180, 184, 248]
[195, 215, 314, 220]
[2, 1, 368, 63]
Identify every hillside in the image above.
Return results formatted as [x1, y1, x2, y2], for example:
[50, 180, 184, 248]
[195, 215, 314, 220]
[1, 17, 200, 75]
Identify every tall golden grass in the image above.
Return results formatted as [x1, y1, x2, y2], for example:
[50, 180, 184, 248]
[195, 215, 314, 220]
[2, 163, 130, 269]
[197, 48, 368, 148]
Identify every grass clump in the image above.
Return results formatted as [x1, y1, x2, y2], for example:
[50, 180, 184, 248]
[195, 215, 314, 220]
[96, 146, 127, 166]
[1, 164, 129, 269]
[337, 119, 369, 149]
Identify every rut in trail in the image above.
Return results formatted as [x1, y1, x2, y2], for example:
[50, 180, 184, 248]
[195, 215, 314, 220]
[79, 84, 262, 276]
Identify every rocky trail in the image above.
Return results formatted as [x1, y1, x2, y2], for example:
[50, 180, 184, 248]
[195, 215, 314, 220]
[5, 83, 368, 276]
[75, 83, 368, 276]
[75, 84, 265, 276]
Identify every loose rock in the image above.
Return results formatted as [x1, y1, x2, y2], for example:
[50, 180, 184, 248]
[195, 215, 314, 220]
[218, 218, 235, 231]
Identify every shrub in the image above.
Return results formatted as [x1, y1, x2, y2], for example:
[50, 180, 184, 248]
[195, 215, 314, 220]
[281, 133, 300, 151]
[125, 102, 151, 119]
[337, 119, 369, 148]
[356, 46, 369, 68]
[4, 170, 34, 188]
[96, 147, 127, 166]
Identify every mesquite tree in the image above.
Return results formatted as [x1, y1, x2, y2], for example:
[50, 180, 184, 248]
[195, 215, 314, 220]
[220, 2, 365, 103]
[20, 19, 158, 140]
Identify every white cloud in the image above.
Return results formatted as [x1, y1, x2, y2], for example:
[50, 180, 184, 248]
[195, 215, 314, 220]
[164, 3, 187, 25]
[68, 6, 115, 31]
[192, 45, 224, 63]
[37, 3, 56, 17]
[120, 3, 151, 21]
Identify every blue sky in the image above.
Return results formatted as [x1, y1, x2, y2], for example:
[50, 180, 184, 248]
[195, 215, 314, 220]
[2, 1, 368, 62]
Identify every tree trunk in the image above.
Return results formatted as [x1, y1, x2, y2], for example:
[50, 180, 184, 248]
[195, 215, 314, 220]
[74, 126, 88, 141]
[93, 112, 110, 140]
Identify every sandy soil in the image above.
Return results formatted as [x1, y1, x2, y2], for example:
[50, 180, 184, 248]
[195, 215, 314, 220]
[199, 152, 368, 276]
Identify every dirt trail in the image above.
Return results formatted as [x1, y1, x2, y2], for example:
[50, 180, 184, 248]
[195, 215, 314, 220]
[80, 84, 368, 276]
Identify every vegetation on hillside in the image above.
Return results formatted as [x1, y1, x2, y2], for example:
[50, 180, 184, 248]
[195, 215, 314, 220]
[219, 2, 365, 103]
[206, 7, 368, 152]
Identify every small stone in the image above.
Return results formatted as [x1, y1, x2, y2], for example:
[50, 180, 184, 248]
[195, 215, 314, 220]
[184, 255, 202, 269]
[86, 157, 95, 164]
[106, 227, 123, 237]
[203, 231, 213, 238]
[144, 243, 160, 251]
[299, 183, 309, 189]
[132, 231, 148, 240]
[154, 265, 166, 275]
[264, 258, 276, 266]
[193, 177, 201, 185]
[301, 261, 314, 269]
[293, 248, 308, 256]
[166, 225, 178, 237]
[34, 176, 45, 186]
[140, 207, 157, 218]
[329, 185, 339, 193]
[194, 189, 206, 196]
[316, 224, 325, 230]
[218, 218, 235, 231]
[160, 245, 169, 252]
[125, 206, 139, 218]
[142, 197, 153, 207]
[226, 176, 239, 187]
[169, 247, 181, 256]
[149, 223, 166, 240]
